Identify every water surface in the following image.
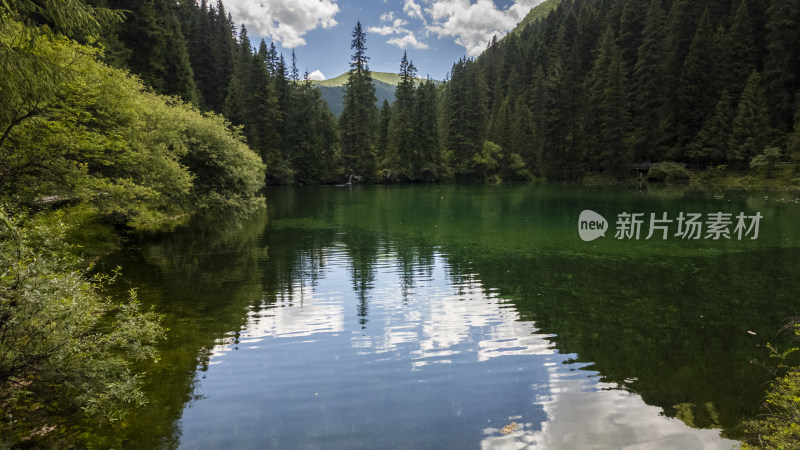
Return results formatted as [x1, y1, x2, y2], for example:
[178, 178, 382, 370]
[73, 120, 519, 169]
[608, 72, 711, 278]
[101, 185, 800, 448]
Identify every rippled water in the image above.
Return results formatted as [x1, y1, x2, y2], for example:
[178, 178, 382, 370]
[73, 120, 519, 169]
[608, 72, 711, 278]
[100, 185, 800, 448]
[178, 249, 733, 449]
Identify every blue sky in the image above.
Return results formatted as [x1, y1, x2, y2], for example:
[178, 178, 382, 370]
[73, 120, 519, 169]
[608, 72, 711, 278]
[221, 0, 546, 81]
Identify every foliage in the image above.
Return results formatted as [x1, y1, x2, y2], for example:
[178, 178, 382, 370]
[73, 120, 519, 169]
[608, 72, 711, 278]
[750, 147, 782, 178]
[646, 162, 691, 183]
[742, 320, 800, 449]
[0, 210, 164, 446]
[0, 15, 264, 227]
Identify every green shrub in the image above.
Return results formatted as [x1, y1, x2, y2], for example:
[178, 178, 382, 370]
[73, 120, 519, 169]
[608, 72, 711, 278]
[646, 162, 691, 183]
[742, 320, 800, 449]
[0, 210, 164, 446]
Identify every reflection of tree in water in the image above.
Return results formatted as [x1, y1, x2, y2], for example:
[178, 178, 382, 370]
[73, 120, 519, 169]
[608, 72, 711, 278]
[393, 236, 436, 302]
[95, 208, 271, 449]
[341, 229, 380, 328]
[259, 226, 336, 307]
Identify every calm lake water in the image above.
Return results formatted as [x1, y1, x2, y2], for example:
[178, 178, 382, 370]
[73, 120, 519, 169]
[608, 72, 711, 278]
[100, 184, 800, 449]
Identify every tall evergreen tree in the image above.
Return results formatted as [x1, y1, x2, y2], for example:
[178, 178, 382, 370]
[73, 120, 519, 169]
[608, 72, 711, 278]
[443, 58, 488, 180]
[762, 0, 800, 130]
[675, 9, 717, 154]
[207, 1, 236, 112]
[585, 26, 630, 173]
[339, 21, 379, 182]
[183, 0, 215, 109]
[377, 99, 393, 176]
[102, 0, 198, 103]
[413, 79, 441, 182]
[688, 90, 735, 165]
[386, 52, 418, 181]
[631, 0, 668, 161]
[730, 71, 771, 163]
[724, 0, 758, 96]
[617, 0, 648, 70]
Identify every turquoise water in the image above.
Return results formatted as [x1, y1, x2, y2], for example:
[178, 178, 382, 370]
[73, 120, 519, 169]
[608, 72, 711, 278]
[100, 184, 800, 448]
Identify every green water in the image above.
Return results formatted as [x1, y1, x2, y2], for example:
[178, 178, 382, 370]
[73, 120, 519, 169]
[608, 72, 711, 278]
[97, 184, 800, 448]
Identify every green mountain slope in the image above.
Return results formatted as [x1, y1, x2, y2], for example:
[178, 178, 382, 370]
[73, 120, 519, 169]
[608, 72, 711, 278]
[316, 71, 404, 87]
[512, 0, 562, 35]
[313, 71, 432, 116]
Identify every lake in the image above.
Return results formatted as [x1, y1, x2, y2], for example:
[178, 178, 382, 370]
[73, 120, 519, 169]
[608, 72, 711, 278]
[99, 184, 800, 449]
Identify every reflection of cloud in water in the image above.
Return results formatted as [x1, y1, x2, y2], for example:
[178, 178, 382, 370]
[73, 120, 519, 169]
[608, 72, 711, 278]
[210, 286, 345, 361]
[205, 250, 737, 448]
[481, 365, 738, 449]
[357, 256, 557, 368]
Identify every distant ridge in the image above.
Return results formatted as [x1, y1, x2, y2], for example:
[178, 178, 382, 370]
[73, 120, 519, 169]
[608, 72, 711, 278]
[312, 71, 433, 116]
[512, 0, 562, 35]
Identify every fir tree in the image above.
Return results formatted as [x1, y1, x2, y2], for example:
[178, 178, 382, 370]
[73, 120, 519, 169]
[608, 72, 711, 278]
[387, 52, 418, 181]
[585, 26, 630, 173]
[688, 90, 735, 165]
[763, 0, 800, 130]
[724, 0, 758, 96]
[676, 9, 717, 153]
[339, 21, 379, 182]
[414, 79, 440, 182]
[730, 71, 771, 163]
[631, 0, 668, 161]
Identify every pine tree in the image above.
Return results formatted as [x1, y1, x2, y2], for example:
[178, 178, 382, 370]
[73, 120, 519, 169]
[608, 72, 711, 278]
[443, 58, 488, 180]
[414, 79, 440, 182]
[675, 9, 717, 153]
[662, 0, 700, 145]
[585, 26, 630, 173]
[290, 49, 300, 81]
[730, 71, 771, 163]
[339, 21, 379, 182]
[377, 99, 393, 177]
[183, 0, 215, 109]
[207, 1, 236, 112]
[386, 52, 417, 181]
[249, 41, 282, 183]
[724, 0, 758, 96]
[688, 90, 735, 165]
[631, 0, 667, 161]
[617, 0, 648, 70]
[104, 0, 198, 103]
[763, 0, 800, 130]
[224, 24, 253, 127]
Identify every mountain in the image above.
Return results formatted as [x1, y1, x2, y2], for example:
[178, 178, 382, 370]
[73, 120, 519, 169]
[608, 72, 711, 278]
[511, 0, 562, 35]
[313, 71, 433, 116]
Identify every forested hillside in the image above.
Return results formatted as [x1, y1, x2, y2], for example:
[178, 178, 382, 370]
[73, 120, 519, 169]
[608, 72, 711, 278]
[51, 0, 800, 185]
[444, 0, 800, 180]
[87, 0, 339, 184]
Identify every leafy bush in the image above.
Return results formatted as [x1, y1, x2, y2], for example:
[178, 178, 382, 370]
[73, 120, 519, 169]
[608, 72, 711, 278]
[646, 162, 691, 183]
[749, 147, 782, 178]
[0, 16, 264, 228]
[0, 210, 164, 446]
[742, 320, 800, 449]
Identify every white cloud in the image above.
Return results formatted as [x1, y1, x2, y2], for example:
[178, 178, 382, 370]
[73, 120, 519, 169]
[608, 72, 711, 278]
[403, 0, 426, 23]
[425, 0, 545, 57]
[387, 32, 430, 50]
[370, 9, 428, 50]
[368, 25, 400, 36]
[222, 0, 339, 48]
[308, 70, 326, 81]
